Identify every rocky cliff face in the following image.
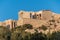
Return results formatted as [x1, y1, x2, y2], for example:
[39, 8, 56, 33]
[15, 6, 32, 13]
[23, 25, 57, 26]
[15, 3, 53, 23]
[18, 10, 60, 34]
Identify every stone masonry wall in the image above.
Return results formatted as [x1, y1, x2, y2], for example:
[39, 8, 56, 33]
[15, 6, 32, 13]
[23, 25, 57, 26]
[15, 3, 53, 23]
[23, 18, 48, 28]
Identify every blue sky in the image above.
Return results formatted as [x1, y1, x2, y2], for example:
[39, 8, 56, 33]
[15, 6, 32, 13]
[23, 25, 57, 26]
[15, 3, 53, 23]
[0, 0, 60, 21]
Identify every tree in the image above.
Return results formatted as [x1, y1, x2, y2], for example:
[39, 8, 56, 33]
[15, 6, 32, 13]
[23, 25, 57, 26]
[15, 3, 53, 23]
[40, 25, 47, 31]
[11, 26, 32, 40]
[23, 24, 33, 29]
[49, 31, 60, 40]
[11, 26, 24, 40]
[0, 26, 11, 40]
[30, 32, 47, 40]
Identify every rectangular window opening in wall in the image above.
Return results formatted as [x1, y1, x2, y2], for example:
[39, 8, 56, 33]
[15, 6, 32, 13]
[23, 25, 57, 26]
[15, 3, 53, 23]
[40, 14, 41, 17]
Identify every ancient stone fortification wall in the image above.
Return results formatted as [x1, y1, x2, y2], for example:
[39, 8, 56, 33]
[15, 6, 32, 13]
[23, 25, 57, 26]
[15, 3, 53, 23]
[23, 18, 47, 28]
[42, 10, 52, 20]
[17, 19, 23, 26]
[18, 11, 31, 20]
